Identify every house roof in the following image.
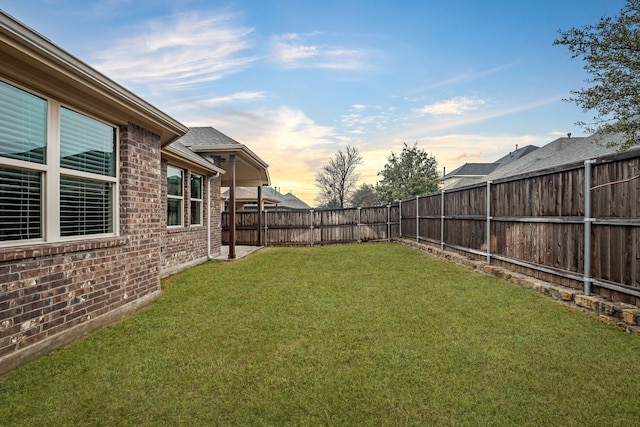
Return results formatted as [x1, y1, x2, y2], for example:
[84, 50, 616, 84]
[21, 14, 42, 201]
[177, 127, 270, 187]
[445, 163, 499, 177]
[0, 10, 187, 145]
[221, 187, 311, 210]
[163, 141, 225, 175]
[483, 134, 638, 182]
[494, 144, 539, 167]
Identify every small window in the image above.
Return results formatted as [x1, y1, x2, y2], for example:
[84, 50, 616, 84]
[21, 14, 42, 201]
[167, 166, 183, 226]
[191, 174, 203, 226]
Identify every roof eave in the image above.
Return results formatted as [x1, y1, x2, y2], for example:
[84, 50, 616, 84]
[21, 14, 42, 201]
[0, 10, 188, 145]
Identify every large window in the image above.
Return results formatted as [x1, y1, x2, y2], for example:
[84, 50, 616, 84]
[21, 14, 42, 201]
[0, 79, 117, 244]
[167, 166, 183, 226]
[190, 174, 203, 226]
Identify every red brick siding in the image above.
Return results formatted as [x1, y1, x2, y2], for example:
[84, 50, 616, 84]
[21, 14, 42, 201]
[0, 123, 162, 360]
[160, 160, 222, 275]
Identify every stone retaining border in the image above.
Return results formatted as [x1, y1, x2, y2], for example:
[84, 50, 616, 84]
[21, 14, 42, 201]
[398, 238, 640, 334]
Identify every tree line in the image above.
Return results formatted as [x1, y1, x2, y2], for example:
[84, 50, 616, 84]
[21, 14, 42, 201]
[314, 143, 439, 208]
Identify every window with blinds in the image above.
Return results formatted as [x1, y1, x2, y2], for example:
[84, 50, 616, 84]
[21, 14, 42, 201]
[0, 81, 47, 164]
[0, 167, 41, 241]
[167, 166, 183, 226]
[0, 78, 118, 244]
[60, 176, 113, 236]
[190, 174, 203, 226]
[60, 107, 115, 176]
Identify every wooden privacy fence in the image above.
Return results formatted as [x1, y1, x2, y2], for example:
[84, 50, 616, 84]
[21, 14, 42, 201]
[400, 149, 639, 303]
[222, 205, 400, 246]
[221, 149, 639, 303]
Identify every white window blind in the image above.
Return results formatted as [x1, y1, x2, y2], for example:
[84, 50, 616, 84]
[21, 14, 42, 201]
[0, 167, 41, 241]
[60, 176, 113, 236]
[0, 81, 47, 164]
[60, 107, 115, 176]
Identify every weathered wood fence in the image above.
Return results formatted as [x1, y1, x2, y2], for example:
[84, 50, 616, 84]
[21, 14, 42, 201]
[222, 149, 639, 303]
[222, 205, 399, 246]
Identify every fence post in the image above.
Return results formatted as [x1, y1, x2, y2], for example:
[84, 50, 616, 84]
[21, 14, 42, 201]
[264, 210, 268, 247]
[310, 209, 314, 246]
[486, 181, 492, 264]
[416, 195, 420, 242]
[387, 203, 391, 242]
[440, 190, 445, 251]
[584, 159, 596, 296]
[357, 207, 362, 243]
[399, 200, 402, 237]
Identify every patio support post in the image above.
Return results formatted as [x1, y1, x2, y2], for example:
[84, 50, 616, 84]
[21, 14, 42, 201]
[257, 185, 263, 246]
[583, 159, 596, 296]
[228, 154, 236, 259]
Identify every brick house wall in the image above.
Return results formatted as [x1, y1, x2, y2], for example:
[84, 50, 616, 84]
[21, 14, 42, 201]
[0, 123, 165, 375]
[160, 159, 222, 277]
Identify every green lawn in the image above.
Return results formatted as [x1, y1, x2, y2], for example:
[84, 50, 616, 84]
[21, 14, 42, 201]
[2, 243, 640, 426]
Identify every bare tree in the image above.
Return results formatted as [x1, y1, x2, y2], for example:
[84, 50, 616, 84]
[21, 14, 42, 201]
[314, 145, 362, 208]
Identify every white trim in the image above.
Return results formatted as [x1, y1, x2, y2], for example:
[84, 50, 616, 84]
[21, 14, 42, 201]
[0, 77, 120, 246]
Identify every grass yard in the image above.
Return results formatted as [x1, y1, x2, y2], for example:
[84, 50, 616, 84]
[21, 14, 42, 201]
[1, 243, 640, 426]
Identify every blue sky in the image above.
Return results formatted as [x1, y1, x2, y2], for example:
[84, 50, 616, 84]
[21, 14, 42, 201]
[1, 0, 626, 204]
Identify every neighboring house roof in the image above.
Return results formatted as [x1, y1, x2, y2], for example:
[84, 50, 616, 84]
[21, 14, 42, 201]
[222, 187, 311, 210]
[281, 192, 312, 210]
[0, 10, 187, 145]
[442, 145, 541, 190]
[483, 134, 639, 182]
[446, 163, 499, 177]
[493, 144, 539, 167]
[177, 127, 270, 187]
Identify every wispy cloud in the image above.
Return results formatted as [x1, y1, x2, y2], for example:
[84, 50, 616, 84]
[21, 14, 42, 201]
[173, 91, 266, 111]
[271, 32, 370, 70]
[410, 61, 522, 93]
[91, 12, 257, 90]
[340, 104, 398, 136]
[415, 96, 486, 116]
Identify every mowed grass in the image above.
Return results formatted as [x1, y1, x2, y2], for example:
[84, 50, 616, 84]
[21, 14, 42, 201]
[2, 243, 640, 426]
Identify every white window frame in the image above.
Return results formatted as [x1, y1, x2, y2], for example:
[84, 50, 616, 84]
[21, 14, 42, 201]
[190, 173, 203, 227]
[0, 78, 119, 247]
[167, 165, 184, 228]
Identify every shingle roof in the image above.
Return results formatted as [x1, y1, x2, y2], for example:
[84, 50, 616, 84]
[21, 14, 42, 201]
[221, 187, 311, 210]
[484, 134, 638, 182]
[177, 126, 242, 147]
[445, 163, 499, 177]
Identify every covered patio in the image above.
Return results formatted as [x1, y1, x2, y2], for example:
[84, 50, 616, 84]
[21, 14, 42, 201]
[177, 127, 270, 259]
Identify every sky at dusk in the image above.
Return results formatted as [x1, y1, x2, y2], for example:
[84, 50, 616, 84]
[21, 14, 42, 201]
[0, 0, 627, 205]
